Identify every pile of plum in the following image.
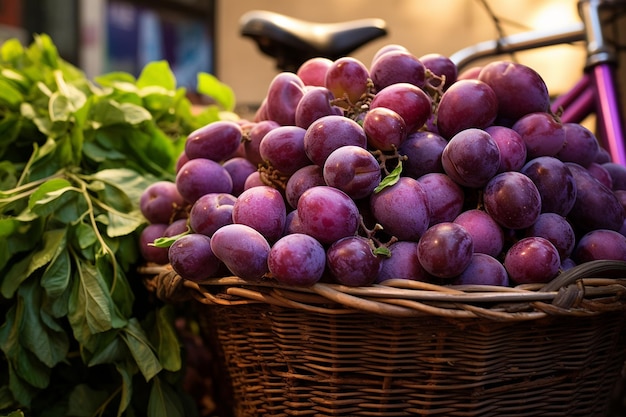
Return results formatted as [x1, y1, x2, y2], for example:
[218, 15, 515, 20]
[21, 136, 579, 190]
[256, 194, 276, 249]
[139, 44, 626, 288]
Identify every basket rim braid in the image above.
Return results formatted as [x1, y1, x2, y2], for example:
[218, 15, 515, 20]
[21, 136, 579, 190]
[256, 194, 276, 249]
[140, 259, 626, 321]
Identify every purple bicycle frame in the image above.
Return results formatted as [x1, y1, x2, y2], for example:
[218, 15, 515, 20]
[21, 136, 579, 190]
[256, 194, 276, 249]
[553, 64, 626, 165]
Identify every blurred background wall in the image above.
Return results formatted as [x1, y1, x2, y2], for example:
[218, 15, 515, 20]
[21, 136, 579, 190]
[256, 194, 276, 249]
[216, 0, 587, 107]
[2, 0, 625, 122]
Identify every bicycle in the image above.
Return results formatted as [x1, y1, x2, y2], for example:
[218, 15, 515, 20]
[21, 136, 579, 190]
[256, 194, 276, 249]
[240, 0, 626, 167]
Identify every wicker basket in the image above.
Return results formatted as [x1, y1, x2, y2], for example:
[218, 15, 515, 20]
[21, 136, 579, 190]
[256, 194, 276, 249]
[142, 260, 626, 417]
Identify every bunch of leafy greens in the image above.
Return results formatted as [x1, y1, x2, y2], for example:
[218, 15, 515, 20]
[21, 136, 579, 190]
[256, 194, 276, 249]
[0, 34, 235, 417]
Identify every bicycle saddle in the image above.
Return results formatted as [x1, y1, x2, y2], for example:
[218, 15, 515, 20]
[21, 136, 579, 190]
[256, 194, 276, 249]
[240, 10, 388, 72]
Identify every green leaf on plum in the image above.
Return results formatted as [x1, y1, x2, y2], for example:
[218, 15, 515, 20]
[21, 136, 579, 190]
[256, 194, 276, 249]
[374, 159, 403, 193]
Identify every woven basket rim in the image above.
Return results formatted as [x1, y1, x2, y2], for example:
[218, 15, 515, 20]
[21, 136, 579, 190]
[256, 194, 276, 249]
[140, 259, 626, 321]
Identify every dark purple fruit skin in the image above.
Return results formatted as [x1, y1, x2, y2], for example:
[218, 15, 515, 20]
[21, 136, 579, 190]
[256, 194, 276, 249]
[573, 229, 626, 262]
[566, 162, 625, 233]
[504, 237, 560, 284]
[512, 112, 566, 159]
[441, 128, 501, 188]
[483, 171, 542, 230]
[450, 253, 509, 286]
[189, 193, 237, 237]
[267, 233, 326, 286]
[478, 60, 550, 123]
[185, 120, 242, 162]
[369, 50, 426, 91]
[175, 158, 233, 204]
[419, 52, 458, 90]
[140, 181, 185, 224]
[297, 186, 360, 245]
[168, 234, 221, 281]
[398, 131, 447, 178]
[417, 222, 474, 279]
[370, 177, 431, 242]
[326, 236, 382, 286]
[436, 79, 498, 138]
[521, 156, 577, 217]
[210, 224, 271, 281]
[603, 162, 626, 190]
[139, 223, 169, 264]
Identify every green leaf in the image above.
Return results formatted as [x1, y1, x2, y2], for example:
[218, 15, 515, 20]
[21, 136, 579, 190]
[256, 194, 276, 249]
[0, 78, 24, 107]
[1, 228, 65, 300]
[0, 410, 25, 417]
[88, 98, 151, 128]
[121, 319, 162, 381]
[13, 345, 51, 389]
[2, 68, 30, 92]
[28, 178, 78, 217]
[115, 362, 134, 416]
[66, 384, 109, 417]
[19, 101, 57, 139]
[85, 168, 153, 237]
[7, 363, 39, 408]
[93, 71, 137, 87]
[0, 38, 25, 63]
[62, 81, 88, 113]
[0, 114, 22, 160]
[113, 233, 141, 271]
[87, 332, 125, 366]
[374, 160, 403, 193]
[88, 127, 176, 178]
[1, 253, 32, 299]
[67, 260, 113, 341]
[0, 385, 18, 412]
[82, 135, 127, 164]
[30, 33, 60, 69]
[41, 279, 71, 319]
[41, 248, 71, 298]
[19, 280, 69, 368]
[197, 72, 236, 112]
[140, 87, 175, 113]
[88, 97, 128, 128]
[151, 229, 188, 248]
[89, 168, 153, 211]
[0, 217, 44, 272]
[0, 160, 19, 189]
[27, 228, 67, 278]
[193, 105, 221, 128]
[137, 61, 176, 90]
[48, 92, 72, 122]
[373, 246, 392, 257]
[106, 209, 145, 238]
[120, 102, 152, 125]
[75, 222, 97, 250]
[148, 306, 181, 372]
[0, 302, 21, 358]
[95, 252, 133, 323]
[0, 217, 19, 238]
[147, 376, 184, 417]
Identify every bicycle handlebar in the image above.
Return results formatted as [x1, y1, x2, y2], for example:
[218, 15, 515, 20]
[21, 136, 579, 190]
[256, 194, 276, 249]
[449, 23, 585, 70]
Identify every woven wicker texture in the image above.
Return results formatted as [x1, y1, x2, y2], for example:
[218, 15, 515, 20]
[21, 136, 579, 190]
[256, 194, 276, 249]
[140, 260, 626, 416]
[202, 304, 626, 417]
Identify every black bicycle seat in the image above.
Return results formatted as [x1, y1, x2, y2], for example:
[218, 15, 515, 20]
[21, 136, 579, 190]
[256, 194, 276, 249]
[240, 10, 388, 72]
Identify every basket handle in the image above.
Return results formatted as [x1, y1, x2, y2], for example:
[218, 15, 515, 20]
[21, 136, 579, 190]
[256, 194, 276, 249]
[540, 260, 626, 292]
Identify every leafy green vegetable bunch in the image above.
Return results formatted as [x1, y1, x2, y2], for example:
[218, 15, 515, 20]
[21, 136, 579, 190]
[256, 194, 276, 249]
[0, 34, 235, 416]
